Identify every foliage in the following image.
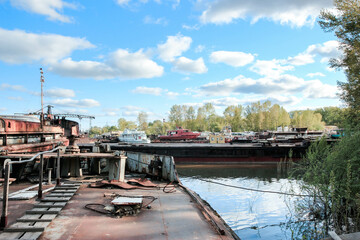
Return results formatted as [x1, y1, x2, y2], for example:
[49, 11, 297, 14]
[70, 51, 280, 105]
[292, 132, 360, 234]
[137, 111, 148, 131]
[315, 107, 346, 127]
[290, 110, 325, 130]
[117, 118, 137, 131]
[319, 0, 360, 126]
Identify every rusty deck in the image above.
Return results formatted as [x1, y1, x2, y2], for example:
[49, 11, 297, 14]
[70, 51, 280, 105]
[0, 179, 237, 240]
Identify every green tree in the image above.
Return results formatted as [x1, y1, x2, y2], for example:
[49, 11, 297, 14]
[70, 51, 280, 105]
[223, 105, 244, 132]
[137, 111, 148, 131]
[169, 105, 184, 128]
[315, 107, 346, 127]
[117, 118, 137, 130]
[319, 0, 360, 125]
[89, 126, 103, 136]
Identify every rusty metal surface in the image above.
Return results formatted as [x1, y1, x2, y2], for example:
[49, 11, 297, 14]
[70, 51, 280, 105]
[90, 180, 139, 190]
[128, 178, 157, 187]
[39, 184, 229, 240]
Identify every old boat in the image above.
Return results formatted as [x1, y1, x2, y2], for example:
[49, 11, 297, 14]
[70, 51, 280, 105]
[0, 113, 79, 154]
[159, 127, 201, 141]
[118, 129, 150, 144]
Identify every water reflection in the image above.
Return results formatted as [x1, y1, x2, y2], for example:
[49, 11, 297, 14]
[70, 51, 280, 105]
[177, 164, 315, 240]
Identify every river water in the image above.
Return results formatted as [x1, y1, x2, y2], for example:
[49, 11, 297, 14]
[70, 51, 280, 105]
[177, 164, 323, 240]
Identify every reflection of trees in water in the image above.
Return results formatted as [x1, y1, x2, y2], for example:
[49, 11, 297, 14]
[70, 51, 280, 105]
[177, 165, 288, 182]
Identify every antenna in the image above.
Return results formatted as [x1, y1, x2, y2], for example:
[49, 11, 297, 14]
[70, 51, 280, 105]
[40, 68, 45, 127]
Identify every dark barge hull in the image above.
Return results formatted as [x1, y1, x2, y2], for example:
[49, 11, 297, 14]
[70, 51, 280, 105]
[109, 143, 307, 164]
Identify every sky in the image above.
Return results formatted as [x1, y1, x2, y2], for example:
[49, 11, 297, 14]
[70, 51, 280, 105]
[0, 0, 345, 130]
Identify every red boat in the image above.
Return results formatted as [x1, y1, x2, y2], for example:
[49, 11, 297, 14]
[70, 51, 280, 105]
[159, 127, 201, 141]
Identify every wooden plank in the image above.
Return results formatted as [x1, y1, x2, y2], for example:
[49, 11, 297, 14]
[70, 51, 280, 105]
[47, 193, 74, 197]
[33, 203, 55, 208]
[4, 226, 44, 232]
[0, 232, 24, 239]
[26, 210, 60, 214]
[40, 214, 57, 220]
[19, 231, 43, 240]
[52, 190, 77, 193]
[17, 218, 52, 222]
[41, 197, 70, 202]
[18, 214, 42, 220]
[53, 202, 67, 207]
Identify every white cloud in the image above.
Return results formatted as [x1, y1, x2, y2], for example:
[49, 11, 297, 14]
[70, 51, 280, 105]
[250, 59, 294, 77]
[286, 53, 315, 66]
[10, 0, 76, 22]
[307, 72, 325, 78]
[144, 15, 168, 25]
[0, 83, 28, 92]
[116, 0, 131, 5]
[157, 34, 192, 62]
[166, 91, 180, 98]
[172, 57, 208, 74]
[0, 108, 7, 113]
[7, 96, 23, 101]
[195, 45, 205, 53]
[132, 86, 163, 96]
[198, 73, 338, 100]
[303, 80, 338, 99]
[306, 40, 341, 62]
[49, 98, 100, 108]
[210, 51, 255, 67]
[203, 95, 300, 107]
[200, 0, 333, 27]
[0, 28, 94, 64]
[132, 86, 180, 98]
[45, 88, 75, 98]
[50, 49, 164, 80]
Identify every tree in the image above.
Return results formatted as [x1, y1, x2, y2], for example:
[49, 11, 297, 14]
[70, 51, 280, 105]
[137, 111, 148, 131]
[223, 105, 244, 132]
[315, 107, 346, 127]
[319, 0, 360, 125]
[169, 105, 184, 128]
[117, 118, 137, 131]
[89, 126, 102, 136]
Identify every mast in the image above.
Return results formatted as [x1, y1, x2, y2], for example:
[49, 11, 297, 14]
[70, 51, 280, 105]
[40, 68, 45, 127]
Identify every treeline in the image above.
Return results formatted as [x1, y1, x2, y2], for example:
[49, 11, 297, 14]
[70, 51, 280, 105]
[90, 101, 345, 136]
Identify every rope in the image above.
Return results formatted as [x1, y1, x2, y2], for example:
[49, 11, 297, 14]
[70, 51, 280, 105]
[163, 181, 176, 193]
[178, 173, 311, 197]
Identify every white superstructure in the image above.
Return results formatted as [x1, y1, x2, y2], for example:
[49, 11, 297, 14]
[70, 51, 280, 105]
[118, 129, 150, 144]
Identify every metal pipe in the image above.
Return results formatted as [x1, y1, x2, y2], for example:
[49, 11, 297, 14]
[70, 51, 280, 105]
[0, 146, 62, 229]
[38, 154, 44, 199]
[56, 149, 60, 186]
[48, 169, 52, 185]
[0, 159, 11, 229]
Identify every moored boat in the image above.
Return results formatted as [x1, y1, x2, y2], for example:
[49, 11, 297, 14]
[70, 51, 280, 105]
[118, 129, 150, 144]
[159, 127, 201, 141]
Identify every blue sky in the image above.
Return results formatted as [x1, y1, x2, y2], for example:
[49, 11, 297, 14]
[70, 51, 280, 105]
[0, 0, 345, 130]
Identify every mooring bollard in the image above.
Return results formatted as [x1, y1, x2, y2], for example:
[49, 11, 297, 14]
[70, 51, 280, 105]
[0, 159, 10, 229]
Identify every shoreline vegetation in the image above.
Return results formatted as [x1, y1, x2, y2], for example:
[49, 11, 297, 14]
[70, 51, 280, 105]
[289, 0, 360, 238]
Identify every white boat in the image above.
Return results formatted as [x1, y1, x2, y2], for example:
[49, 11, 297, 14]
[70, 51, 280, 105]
[118, 129, 150, 144]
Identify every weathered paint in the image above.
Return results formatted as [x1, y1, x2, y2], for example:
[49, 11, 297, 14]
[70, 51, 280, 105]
[126, 152, 179, 182]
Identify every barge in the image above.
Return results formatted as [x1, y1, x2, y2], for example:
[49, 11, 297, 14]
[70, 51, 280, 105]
[107, 142, 308, 164]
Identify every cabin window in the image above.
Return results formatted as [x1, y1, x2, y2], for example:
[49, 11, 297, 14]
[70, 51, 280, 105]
[8, 122, 11, 128]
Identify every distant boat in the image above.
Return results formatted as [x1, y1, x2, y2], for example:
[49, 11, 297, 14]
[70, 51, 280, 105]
[118, 129, 150, 144]
[159, 127, 201, 141]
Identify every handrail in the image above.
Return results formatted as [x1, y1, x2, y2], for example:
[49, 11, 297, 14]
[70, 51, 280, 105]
[1, 144, 63, 229]
[4, 146, 62, 165]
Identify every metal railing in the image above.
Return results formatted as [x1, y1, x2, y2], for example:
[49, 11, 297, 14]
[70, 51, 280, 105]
[1, 146, 62, 229]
